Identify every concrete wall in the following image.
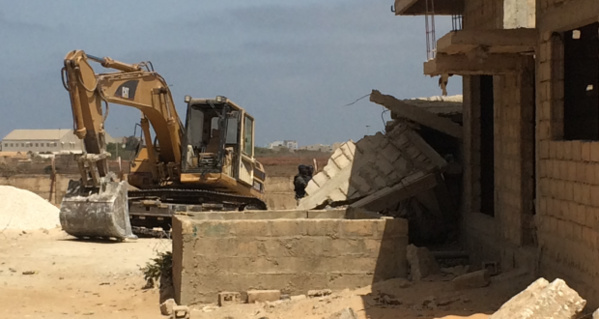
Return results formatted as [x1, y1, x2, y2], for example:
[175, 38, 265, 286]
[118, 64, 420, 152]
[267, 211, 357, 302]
[263, 176, 297, 210]
[0, 174, 77, 205]
[460, 0, 538, 270]
[535, 0, 599, 306]
[172, 211, 408, 305]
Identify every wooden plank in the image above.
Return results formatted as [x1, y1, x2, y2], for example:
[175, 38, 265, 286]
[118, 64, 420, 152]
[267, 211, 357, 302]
[423, 53, 534, 76]
[370, 90, 463, 139]
[437, 29, 537, 55]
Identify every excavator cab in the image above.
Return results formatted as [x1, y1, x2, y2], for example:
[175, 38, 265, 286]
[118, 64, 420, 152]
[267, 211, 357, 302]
[180, 96, 266, 197]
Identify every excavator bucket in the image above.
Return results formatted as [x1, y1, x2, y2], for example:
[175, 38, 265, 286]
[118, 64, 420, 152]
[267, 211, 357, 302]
[59, 176, 135, 240]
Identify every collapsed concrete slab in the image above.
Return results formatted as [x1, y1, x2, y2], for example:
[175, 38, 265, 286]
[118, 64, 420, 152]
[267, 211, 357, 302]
[298, 123, 447, 210]
[489, 278, 586, 319]
[370, 90, 463, 139]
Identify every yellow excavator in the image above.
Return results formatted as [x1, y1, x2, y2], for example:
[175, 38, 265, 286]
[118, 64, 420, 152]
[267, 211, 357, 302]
[59, 50, 266, 239]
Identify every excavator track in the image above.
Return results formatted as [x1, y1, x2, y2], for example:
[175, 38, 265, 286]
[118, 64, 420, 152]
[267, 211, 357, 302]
[127, 188, 267, 235]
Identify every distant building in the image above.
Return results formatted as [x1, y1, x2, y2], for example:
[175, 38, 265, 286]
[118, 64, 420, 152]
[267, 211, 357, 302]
[298, 144, 333, 152]
[267, 140, 298, 150]
[1, 129, 117, 154]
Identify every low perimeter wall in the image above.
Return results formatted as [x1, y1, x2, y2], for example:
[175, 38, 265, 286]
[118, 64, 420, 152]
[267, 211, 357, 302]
[172, 209, 408, 305]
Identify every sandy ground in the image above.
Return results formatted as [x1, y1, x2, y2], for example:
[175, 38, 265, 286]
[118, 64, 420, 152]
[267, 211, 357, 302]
[0, 228, 170, 319]
[0, 227, 534, 319]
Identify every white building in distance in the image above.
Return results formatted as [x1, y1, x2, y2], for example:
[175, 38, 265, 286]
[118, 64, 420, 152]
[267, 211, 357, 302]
[1, 129, 117, 154]
[267, 140, 298, 150]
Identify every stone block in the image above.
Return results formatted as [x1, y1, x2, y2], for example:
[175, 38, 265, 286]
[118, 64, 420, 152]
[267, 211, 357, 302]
[452, 270, 490, 290]
[341, 220, 375, 237]
[247, 290, 281, 303]
[218, 291, 242, 306]
[172, 305, 190, 319]
[489, 278, 586, 319]
[406, 244, 440, 281]
[230, 220, 270, 237]
[160, 298, 176, 316]
[305, 219, 341, 237]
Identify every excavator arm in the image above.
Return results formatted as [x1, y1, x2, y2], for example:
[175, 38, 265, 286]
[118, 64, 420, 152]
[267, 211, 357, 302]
[62, 50, 183, 186]
[59, 50, 184, 240]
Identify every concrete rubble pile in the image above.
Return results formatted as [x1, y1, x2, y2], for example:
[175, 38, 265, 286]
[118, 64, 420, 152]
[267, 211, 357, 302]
[299, 89, 463, 244]
[489, 277, 586, 319]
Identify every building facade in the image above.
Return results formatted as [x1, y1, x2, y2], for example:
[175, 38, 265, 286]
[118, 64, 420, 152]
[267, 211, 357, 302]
[395, 0, 599, 306]
[1, 129, 117, 154]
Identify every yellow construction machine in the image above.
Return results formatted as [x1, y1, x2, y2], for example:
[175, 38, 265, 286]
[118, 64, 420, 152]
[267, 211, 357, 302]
[59, 50, 266, 240]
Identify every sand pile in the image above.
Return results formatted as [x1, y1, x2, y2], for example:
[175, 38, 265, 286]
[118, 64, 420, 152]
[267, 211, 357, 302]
[0, 185, 60, 230]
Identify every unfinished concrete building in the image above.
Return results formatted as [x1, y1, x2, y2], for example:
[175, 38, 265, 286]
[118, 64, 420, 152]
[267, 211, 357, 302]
[394, 0, 599, 306]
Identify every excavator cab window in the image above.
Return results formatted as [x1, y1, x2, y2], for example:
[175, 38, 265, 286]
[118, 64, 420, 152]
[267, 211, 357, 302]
[182, 101, 241, 174]
[243, 115, 254, 156]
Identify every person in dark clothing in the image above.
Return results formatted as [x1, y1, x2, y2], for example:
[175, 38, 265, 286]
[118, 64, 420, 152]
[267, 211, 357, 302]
[293, 164, 314, 201]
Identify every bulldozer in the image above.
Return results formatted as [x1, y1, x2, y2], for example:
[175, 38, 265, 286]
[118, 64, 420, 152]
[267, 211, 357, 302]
[59, 50, 266, 240]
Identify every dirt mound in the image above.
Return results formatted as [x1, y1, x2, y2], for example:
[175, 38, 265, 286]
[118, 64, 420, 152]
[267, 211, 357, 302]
[0, 185, 60, 230]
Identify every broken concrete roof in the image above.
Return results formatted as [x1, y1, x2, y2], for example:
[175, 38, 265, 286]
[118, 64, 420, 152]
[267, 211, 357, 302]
[403, 95, 463, 116]
[370, 90, 463, 138]
[297, 123, 447, 210]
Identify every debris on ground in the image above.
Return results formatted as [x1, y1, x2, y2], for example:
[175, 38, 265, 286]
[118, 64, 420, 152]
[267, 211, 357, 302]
[0, 185, 60, 230]
[488, 278, 586, 319]
[327, 307, 358, 319]
[308, 289, 333, 298]
[453, 270, 491, 290]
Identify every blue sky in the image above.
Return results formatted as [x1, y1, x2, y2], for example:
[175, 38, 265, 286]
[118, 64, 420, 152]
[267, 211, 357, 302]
[0, 0, 460, 147]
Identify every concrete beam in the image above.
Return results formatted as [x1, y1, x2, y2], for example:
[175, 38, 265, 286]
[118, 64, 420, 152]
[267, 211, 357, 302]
[370, 90, 463, 139]
[537, 1, 599, 32]
[423, 53, 534, 76]
[350, 172, 438, 212]
[437, 29, 537, 55]
[394, 0, 463, 16]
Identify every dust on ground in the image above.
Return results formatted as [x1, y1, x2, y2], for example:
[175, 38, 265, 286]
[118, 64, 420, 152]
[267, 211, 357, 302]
[191, 270, 532, 319]
[0, 228, 170, 319]
[0, 227, 533, 319]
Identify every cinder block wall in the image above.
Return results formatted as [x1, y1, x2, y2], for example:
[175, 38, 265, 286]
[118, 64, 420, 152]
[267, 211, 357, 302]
[536, 0, 599, 306]
[461, 0, 537, 269]
[172, 213, 408, 305]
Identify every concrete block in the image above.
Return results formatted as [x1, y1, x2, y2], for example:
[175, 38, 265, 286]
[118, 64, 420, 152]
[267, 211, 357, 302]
[340, 142, 356, 158]
[406, 244, 440, 281]
[583, 142, 592, 162]
[333, 153, 352, 170]
[160, 298, 176, 316]
[324, 164, 340, 179]
[247, 290, 281, 303]
[311, 172, 329, 187]
[489, 278, 586, 319]
[307, 210, 345, 219]
[305, 219, 342, 237]
[341, 220, 375, 237]
[218, 292, 242, 306]
[452, 270, 490, 290]
[230, 220, 270, 237]
[172, 305, 190, 319]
